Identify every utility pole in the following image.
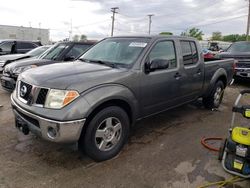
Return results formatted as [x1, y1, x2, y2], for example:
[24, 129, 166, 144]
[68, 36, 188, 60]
[68, 19, 73, 41]
[111, 7, 119, 37]
[147, 14, 154, 35]
[247, 0, 250, 41]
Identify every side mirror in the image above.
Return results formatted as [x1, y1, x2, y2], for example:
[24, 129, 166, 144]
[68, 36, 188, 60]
[64, 56, 75, 61]
[0, 48, 2, 52]
[145, 59, 169, 73]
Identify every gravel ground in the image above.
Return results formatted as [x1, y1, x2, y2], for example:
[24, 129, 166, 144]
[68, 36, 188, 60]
[0, 81, 250, 188]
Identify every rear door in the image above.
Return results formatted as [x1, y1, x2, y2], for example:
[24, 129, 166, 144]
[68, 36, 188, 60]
[179, 40, 204, 100]
[140, 39, 182, 116]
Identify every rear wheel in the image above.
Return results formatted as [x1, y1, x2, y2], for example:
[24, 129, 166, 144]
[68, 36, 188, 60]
[79, 106, 130, 162]
[203, 81, 225, 109]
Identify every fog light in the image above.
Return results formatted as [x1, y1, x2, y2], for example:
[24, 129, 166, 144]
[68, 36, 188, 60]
[47, 127, 57, 139]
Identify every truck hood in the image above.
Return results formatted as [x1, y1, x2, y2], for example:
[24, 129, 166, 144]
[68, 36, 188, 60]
[19, 60, 130, 92]
[5, 58, 57, 73]
[218, 52, 250, 59]
[0, 54, 30, 62]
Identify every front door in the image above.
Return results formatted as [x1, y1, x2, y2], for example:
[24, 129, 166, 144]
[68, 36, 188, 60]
[140, 40, 182, 116]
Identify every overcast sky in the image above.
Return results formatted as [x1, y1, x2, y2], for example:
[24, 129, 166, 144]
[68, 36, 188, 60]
[0, 0, 248, 41]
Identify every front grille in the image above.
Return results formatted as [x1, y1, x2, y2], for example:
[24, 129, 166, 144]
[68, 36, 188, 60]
[36, 88, 49, 105]
[18, 80, 49, 107]
[19, 81, 33, 102]
[236, 63, 250, 68]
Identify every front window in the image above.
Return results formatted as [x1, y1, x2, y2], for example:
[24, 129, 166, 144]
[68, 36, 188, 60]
[227, 42, 250, 53]
[40, 43, 68, 60]
[148, 40, 177, 69]
[65, 44, 92, 59]
[80, 38, 150, 67]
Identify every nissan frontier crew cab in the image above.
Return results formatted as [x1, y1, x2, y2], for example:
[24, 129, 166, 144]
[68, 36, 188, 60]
[11, 36, 235, 161]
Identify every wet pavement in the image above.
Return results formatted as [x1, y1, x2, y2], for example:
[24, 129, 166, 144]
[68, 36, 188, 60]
[0, 81, 250, 188]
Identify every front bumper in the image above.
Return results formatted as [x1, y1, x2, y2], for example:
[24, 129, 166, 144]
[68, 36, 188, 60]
[11, 95, 85, 143]
[235, 68, 250, 78]
[1, 75, 16, 91]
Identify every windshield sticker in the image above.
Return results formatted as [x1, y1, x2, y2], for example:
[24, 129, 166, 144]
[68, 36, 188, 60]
[129, 42, 147, 48]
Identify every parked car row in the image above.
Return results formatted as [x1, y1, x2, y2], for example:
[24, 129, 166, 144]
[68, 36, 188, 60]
[0, 45, 51, 72]
[1, 41, 95, 91]
[8, 35, 235, 161]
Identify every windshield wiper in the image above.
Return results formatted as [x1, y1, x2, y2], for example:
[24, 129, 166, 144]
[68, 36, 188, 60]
[79, 58, 116, 68]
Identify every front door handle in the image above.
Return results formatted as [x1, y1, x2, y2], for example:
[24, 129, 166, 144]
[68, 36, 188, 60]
[174, 72, 182, 80]
[196, 69, 202, 75]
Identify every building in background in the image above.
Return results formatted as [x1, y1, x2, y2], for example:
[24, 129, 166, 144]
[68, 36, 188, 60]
[0, 25, 49, 44]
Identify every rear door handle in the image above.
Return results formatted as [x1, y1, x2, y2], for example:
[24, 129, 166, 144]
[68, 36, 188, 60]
[174, 72, 182, 80]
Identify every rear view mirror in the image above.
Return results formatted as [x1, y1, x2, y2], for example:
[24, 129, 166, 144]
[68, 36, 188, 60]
[145, 59, 169, 73]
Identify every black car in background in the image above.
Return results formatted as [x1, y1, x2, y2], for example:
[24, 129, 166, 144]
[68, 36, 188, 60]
[1, 41, 95, 91]
[217, 41, 250, 80]
[0, 40, 42, 55]
[0, 45, 51, 72]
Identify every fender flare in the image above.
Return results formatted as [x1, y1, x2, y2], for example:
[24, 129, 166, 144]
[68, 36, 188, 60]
[81, 84, 139, 124]
[204, 68, 227, 98]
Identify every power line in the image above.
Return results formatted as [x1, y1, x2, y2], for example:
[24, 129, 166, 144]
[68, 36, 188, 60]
[74, 19, 110, 28]
[191, 14, 247, 28]
[156, 0, 222, 19]
[117, 13, 146, 21]
[150, 14, 247, 33]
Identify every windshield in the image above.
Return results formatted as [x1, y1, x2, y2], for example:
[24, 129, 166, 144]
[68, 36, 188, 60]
[40, 43, 68, 60]
[80, 38, 150, 67]
[227, 42, 250, 53]
[26, 46, 50, 57]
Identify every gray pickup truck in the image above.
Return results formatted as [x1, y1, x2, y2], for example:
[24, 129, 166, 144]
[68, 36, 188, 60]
[11, 36, 235, 161]
[217, 41, 250, 80]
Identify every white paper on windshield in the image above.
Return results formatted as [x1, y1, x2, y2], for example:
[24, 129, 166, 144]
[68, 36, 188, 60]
[129, 42, 147, 48]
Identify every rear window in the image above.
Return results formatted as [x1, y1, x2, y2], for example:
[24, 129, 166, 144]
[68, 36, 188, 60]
[17, 42, 36, 49]
[180, 41, 199, 66]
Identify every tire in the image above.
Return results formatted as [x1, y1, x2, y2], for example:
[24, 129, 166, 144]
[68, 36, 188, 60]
[203, 81, 225, 109]
[218, 139, 227, 161]
[79, 106, 130, 162]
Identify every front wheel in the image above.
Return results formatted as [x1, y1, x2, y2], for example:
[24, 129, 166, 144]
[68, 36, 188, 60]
[203, 81, 225, 109]
[79, 106, 130, 162]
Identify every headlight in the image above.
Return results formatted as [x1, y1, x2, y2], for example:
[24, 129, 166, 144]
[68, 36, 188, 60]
[0, 61, 5, 67]
[44, 89, 79, 109]
[12, 65, 37, 75]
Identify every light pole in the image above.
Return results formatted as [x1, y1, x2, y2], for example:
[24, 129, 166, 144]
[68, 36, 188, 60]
[147, 14, 154, 35]
[111, 7, 119, 37]
[246, 0, 250, 40]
